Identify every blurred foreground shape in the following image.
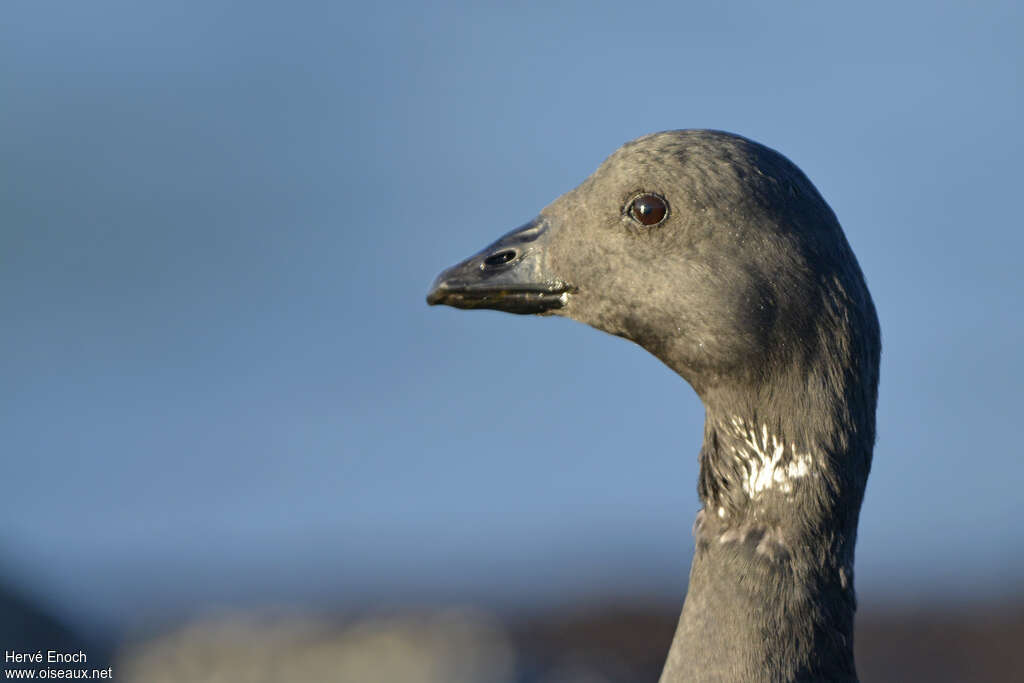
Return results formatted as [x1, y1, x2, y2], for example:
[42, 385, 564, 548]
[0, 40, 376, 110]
[116, 609, 515, 683]
[109, 602, 1024, 683]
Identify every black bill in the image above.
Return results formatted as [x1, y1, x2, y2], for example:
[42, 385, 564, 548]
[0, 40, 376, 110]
[426, 217, 573, 315]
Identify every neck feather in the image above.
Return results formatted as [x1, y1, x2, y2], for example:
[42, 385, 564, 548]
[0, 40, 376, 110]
[660, 374, 874, 682]
[654, 247, 879, 682]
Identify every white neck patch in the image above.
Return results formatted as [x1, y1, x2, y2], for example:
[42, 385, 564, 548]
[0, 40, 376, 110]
[726, 417, 814, 497]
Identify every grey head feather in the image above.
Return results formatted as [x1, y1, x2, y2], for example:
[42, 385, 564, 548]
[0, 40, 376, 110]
[429, 129, 880, 682]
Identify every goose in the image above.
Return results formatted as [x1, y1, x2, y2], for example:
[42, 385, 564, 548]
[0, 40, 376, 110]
[427, 130, 880, 682]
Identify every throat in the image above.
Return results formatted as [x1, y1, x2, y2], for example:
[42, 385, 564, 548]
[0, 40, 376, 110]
[700, 415, 819, 520]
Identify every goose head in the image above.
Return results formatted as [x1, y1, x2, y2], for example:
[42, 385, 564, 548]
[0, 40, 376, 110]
[428, 131, 878, 447]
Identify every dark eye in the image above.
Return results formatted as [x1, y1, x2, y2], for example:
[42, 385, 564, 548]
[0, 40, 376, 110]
[627, 193, 668, 226]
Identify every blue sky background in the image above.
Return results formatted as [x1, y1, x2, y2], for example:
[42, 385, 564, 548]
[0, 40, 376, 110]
[2, 1, 1022, 636]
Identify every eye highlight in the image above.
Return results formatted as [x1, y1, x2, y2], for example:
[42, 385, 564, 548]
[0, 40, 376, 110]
[627, 193, 668, 226]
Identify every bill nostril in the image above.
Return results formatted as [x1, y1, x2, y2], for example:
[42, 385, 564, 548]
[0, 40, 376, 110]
[483, 249, 518, 268]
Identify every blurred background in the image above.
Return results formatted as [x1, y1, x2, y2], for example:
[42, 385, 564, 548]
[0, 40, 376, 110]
[2, 1, 1022, 681]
